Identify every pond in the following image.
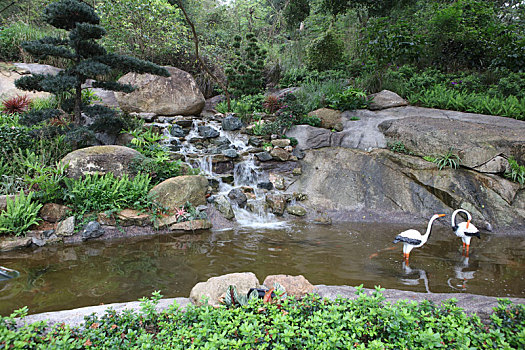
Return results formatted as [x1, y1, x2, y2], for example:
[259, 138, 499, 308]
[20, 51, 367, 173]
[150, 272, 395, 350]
[0, 222, 524, 316]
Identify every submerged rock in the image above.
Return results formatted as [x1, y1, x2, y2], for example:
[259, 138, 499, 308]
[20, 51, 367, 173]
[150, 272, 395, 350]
[286, 205, 307, 216]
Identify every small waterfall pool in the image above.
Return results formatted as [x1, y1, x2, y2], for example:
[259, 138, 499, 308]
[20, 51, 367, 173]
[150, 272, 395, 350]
[1, 222, 523, 316]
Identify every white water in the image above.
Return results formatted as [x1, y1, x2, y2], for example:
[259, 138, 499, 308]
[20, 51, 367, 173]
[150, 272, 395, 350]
[160, 116, 287, 229]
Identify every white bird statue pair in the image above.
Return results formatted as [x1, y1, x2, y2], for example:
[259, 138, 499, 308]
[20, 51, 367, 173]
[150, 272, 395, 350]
[393, 209, 480, 262]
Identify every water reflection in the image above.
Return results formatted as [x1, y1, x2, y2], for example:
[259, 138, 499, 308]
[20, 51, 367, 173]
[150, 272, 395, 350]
[447, 256, 477, 291]
[400, 262, 431, 293]
[0, 266, 19, 281]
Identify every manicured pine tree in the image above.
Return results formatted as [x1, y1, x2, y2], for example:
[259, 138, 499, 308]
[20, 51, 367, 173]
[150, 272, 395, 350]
[225, 33, 266, 97]
[15, 0, 169, 137]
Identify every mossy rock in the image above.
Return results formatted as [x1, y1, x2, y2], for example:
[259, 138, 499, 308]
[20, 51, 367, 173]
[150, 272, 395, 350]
[60, 145, 144, 179]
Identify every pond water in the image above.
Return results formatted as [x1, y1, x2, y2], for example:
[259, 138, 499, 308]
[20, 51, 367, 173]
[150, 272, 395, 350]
[0, 222, 524, 316]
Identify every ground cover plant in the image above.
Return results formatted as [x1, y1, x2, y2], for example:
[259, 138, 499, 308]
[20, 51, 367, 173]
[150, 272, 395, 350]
[1, 288, 524, 349]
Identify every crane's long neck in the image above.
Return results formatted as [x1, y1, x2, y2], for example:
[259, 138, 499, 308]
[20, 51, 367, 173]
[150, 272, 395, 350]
[451, 209, 471, 227]
[424, 216, 439, 240]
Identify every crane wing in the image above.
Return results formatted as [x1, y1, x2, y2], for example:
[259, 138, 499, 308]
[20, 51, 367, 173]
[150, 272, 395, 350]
[393, 229, 422, 245]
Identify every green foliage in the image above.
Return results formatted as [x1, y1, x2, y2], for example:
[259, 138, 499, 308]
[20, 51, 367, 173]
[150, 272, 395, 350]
[298, 115, 321, 127]
[306, 30, 344, 71]
[432, 149, 461, 170]
[131, 157, 183, 184]
[63, 172, 154, 217]
[226, 33, 267, 97]
[490, 299, 525, 348]
[388, 141, 413, 155]
[21, 152, 68, 203]
[95, 0, 189, 63]
[15, 0, 169, 136]
[216, 94, 264, 121]
[0, 21, 66, 63]
[283, 0, 310, 31]
[408, 85, 525, 120]
[3, 292, 523, 349]
[505, 157, 525, 185]
[294, 78, 347, 113]
[327, 86, 370, 111]
[0, 191, 42, 236]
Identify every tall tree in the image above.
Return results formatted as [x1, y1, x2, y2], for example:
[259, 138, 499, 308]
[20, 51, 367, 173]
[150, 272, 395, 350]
[15, 0, 169, 128]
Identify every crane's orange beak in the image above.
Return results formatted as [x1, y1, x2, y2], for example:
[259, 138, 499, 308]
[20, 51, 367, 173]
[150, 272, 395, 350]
[466, 220, 470, 229]
[438, 214, 446, 217]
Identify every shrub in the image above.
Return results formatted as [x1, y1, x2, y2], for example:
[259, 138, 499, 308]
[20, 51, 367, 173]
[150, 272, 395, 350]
[262, 95, 282, 114]
[2, 291, 523, 348]
[1, 95, 31, 115]
[63, 172, 153, 217]
[0, 191, 42, 236]
[327, 86, 370, 111]
[294, 78, 347, 113]
[306, 30, 344, 71]
[225, 33, 267, 97]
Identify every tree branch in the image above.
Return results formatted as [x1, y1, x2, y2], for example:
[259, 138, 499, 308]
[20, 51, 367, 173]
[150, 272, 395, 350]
[172, 0, 231, 111]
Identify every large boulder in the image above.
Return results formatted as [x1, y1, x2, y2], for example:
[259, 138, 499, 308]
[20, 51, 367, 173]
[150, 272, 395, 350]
[60, 146, 143, 179]
[288, 147, 525, 232]
[307, 108, 343, 131]
[149, 175, 208, 210]
[379, 116, 525, 169]
[0, 63, 58, 101]
[115, 66, 205, 116]
[190, 272, 260, 306]
[263, 275, 314, 298]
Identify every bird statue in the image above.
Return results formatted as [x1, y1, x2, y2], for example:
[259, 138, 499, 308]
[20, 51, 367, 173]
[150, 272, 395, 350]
[393, 214, 446, 262]
[451, 209, 480, 256]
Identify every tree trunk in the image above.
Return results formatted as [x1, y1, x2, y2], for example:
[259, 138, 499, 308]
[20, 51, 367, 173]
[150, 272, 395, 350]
[74, 83, 82, 124]
[173, 0, 231, 111]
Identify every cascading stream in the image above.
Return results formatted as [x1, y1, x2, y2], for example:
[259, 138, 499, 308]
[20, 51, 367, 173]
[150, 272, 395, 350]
[159, 116, 287, 228]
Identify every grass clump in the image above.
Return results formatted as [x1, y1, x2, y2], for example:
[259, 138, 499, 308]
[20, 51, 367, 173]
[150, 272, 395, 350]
[1, 289, 524, 349]
[505, 157, 525, 185]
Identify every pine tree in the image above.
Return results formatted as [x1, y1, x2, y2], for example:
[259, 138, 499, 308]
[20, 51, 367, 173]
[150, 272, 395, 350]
[14, 0, 169, 141]
[225, 33, 266, 97]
